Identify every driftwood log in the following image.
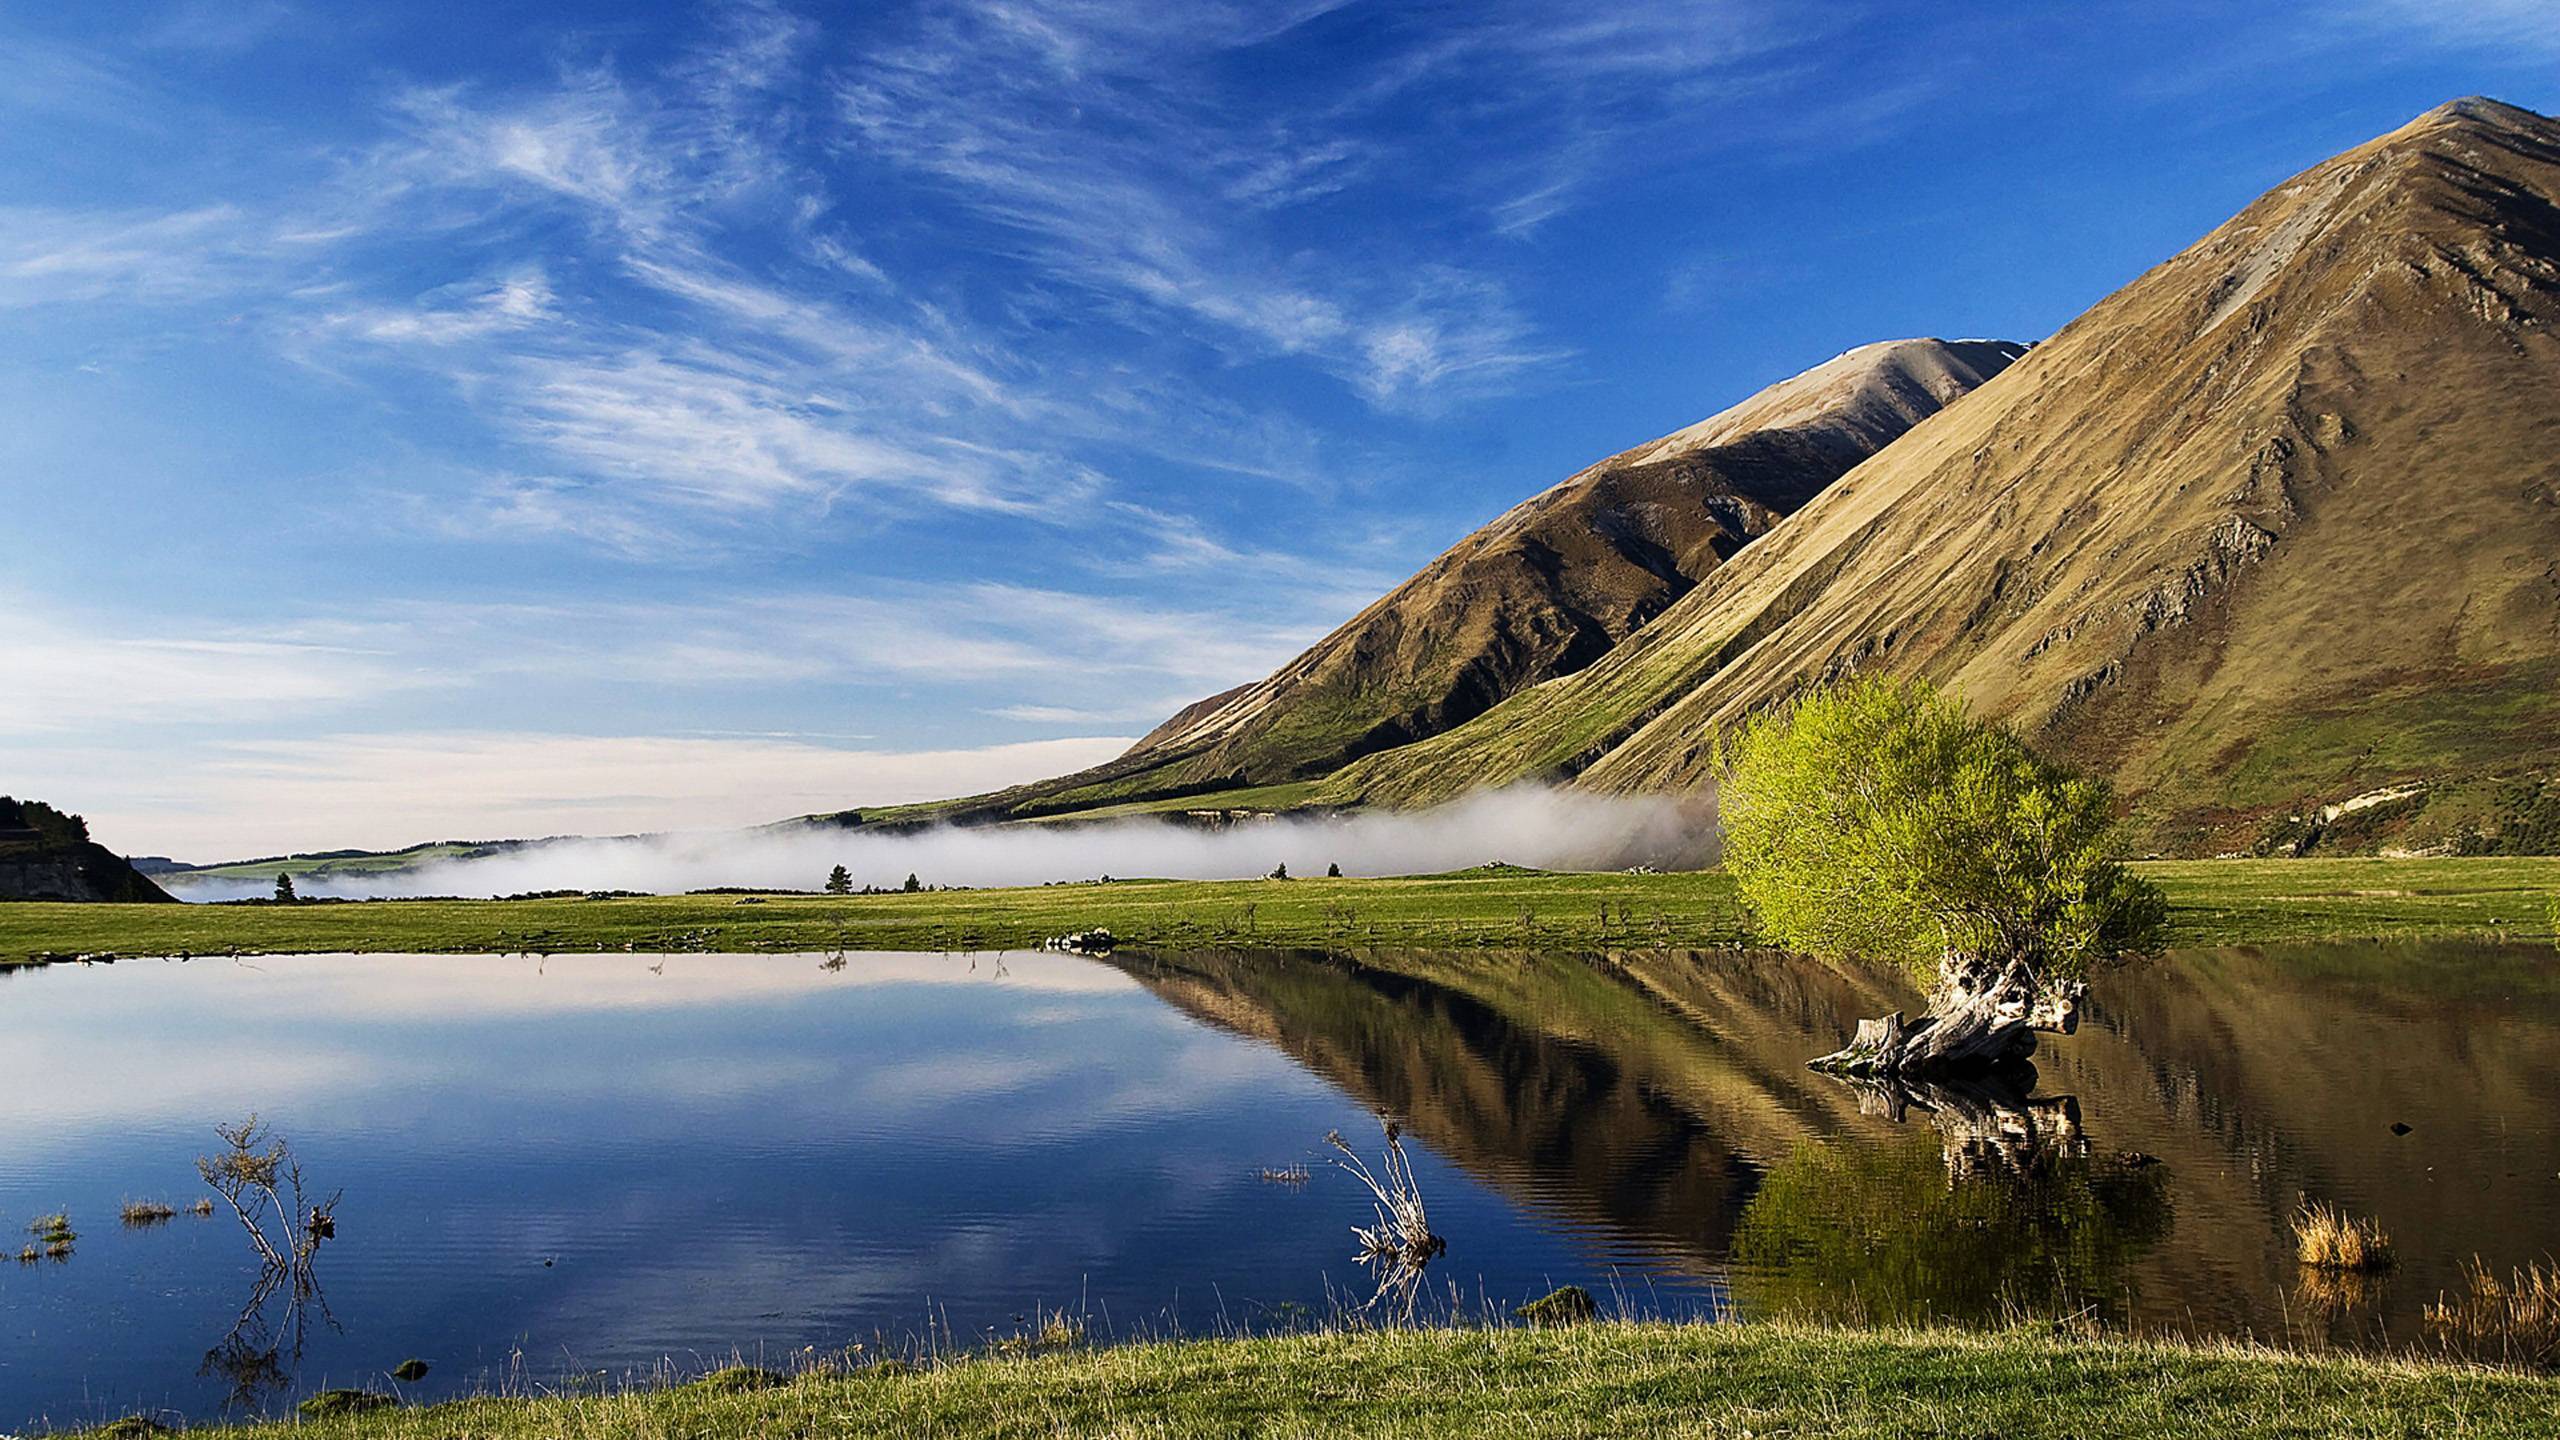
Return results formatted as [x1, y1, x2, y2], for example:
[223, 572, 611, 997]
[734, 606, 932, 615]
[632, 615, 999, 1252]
[1810, 952, 2083, 1079]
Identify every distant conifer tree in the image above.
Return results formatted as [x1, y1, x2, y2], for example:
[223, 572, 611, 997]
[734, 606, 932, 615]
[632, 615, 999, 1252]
[824, 864, 853, 894]
[274, 872, 297, 903]
[1269, 862, 1290, 880]
[903, 872, 922, 893]
[1327, 862, 1343, 878]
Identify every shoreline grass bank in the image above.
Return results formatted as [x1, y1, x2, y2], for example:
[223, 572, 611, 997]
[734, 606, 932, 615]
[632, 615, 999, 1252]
[68, 1320, 2560, 1439]
[4, 857, 2556, 966]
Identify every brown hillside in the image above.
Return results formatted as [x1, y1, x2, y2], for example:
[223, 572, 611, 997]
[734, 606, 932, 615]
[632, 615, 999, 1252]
[1124, 338, 2024, 778]
[852, 339, 2018, 825]
[1333, 98, 2560, 855]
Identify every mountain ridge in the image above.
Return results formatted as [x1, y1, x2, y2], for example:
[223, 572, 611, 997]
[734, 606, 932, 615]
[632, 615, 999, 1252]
[1314, 95, 2560, 855]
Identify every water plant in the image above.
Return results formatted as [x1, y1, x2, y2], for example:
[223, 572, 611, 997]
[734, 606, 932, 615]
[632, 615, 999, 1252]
[688, 1365, 789, 1394]
[122, 1199, 179, 1227]
[1326, 1117, 1445, 1323]
[992, 1310, 1087, 1355]
[27, 1212, 75, 1258]
[2427, 1258, 2560, 1367]
[2294, 1201, 2394, 1271]
[296, 1388, 394, 1418]
[1514, 1285, 1599, 1328]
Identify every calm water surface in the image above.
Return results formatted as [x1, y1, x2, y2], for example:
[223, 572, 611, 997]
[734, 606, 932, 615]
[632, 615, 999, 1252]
[3, 941, 2555, 1429]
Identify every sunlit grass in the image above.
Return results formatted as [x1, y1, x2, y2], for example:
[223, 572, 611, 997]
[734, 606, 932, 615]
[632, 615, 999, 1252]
[68, 1320, 2560, 1439]
[5, 857, 2557, 967]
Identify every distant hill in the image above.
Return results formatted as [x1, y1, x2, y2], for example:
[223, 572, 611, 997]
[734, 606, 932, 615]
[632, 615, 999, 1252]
[0, 797, 176, 903]
[1317, 97, 2560, 856]
[157, 838, 549, 890]
[812, 338, 2021, 827]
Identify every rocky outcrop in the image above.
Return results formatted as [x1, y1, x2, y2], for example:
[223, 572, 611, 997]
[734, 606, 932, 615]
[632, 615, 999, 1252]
[0, 798, 176, 903]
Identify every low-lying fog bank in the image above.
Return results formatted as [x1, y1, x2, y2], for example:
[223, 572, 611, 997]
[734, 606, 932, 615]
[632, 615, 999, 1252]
[166, 787, 1718, 901]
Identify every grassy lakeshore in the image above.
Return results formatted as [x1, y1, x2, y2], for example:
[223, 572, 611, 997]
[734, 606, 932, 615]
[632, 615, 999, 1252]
[76, 1321, 2560, 1439]
[4, 857, 2556, 965]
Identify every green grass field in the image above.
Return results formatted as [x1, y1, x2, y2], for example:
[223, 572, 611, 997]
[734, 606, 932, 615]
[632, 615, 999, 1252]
[5, 857, 2556, 965]
[77, 1321, 2560, 1440]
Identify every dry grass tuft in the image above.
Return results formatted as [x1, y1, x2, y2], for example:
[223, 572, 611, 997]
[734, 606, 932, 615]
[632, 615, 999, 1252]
[121, 1200, 179, 1227]
[2295, 1201, 2393, 1271]
[2428, 1258, 2560, 1367]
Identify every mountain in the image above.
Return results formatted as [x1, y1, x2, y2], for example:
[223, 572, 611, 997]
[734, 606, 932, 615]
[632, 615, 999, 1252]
[1320, 97, 2560, 855]
[0, 797, 176, 903]
[827, 338, 2021, 826]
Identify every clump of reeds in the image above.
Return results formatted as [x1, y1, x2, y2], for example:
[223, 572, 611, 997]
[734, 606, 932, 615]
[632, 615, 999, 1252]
[26, 1213, 75, 1259]
[1327, 1117, 1445, 1322]
[14, 1244, 38, 1265]
[1258, 1165, 1311, 1187]
[122, 1200, 179, 1227]
[2427, 1258, 2560, 1367]
[189, 1198, 215, 1217]
[2294, 1201, 2393, 1271]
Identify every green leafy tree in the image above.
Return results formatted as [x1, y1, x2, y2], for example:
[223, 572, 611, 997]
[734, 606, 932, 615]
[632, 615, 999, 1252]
[1718, 675, 2163, 1074]
[273, 872, 297, 904]
[824, 864, 853, 895]
[903, 872, 922, 894]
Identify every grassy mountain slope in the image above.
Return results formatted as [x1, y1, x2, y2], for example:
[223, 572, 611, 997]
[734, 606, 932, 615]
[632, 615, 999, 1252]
[1324, 98, 2560, 855]
[816, 339, 2018, 826]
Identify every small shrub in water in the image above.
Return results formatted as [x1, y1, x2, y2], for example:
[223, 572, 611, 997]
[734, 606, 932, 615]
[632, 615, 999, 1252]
[121, 1200, 178, 1227]
[296, 1389, 394, 1418]
[689, 1365, 789, 1394]
[1327, 1118, 1445, 1322]
[995, 1309, 1087, 1355]
[1514, 1285, 1599, 1328]
[2295, 1201, 2393, 1271]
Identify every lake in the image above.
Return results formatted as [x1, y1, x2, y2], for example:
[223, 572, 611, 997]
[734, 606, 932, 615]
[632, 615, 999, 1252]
[3, 941, 2555, 1429]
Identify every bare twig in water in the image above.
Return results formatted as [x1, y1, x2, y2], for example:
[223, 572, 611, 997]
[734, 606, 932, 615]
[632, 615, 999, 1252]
[197, 1114, 340, 1406]
[1326, 1117, 1445, 1322]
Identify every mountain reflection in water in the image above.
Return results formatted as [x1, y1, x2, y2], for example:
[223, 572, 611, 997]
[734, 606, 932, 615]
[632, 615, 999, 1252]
[1107, 942, 2560, 1346]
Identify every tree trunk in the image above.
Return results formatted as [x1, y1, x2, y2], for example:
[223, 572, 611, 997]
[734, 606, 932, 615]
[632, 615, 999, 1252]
[1809, 951, 2082, 1080]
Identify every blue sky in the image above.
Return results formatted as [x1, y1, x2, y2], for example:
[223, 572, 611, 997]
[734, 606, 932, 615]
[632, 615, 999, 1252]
[4, 0, 2554, 859]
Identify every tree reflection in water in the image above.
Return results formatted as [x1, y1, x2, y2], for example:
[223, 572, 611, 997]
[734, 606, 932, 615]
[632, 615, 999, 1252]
[1732, 1073, 2172, 1328]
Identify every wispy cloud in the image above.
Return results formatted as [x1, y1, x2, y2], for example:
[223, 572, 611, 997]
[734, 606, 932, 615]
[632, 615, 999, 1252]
[829, 0, 1570, 410]
[0, 608, 436, 736]
[2350, 0, 2560, 57]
